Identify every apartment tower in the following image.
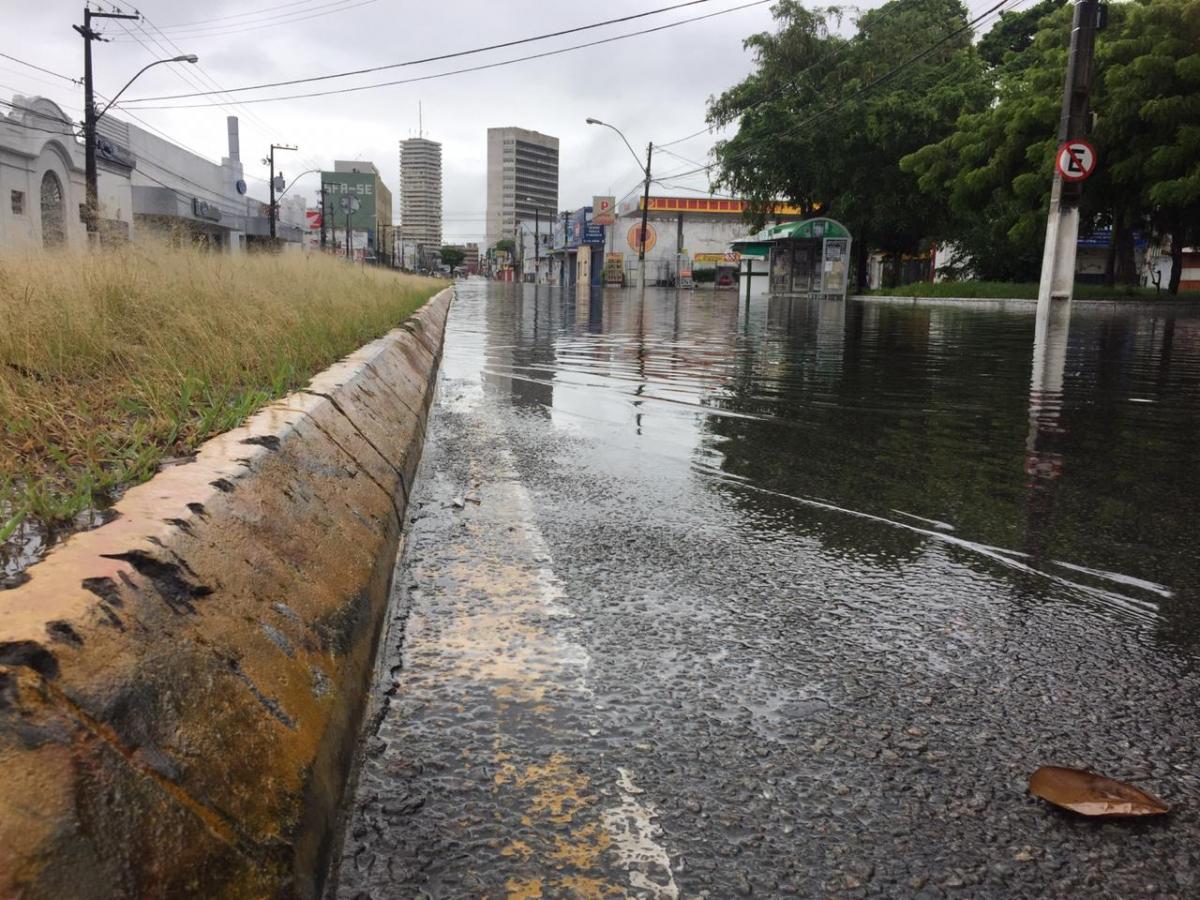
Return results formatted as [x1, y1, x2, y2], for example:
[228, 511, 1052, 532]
[485, 127, 559, 251]
[399, 137, 442, 249]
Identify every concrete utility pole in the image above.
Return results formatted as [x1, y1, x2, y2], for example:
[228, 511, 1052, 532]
[1035, 0, 1104, 323]
[266, 143, 297, 239]
[76, 6, 139, 237]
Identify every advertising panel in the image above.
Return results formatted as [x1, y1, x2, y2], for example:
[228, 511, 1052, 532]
[592, 195, 616, 226]
[321, 172, 376, 231]
[604, 252, 624, 285]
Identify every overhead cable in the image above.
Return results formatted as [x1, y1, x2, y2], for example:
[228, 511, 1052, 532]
[118, 0, 768, 109]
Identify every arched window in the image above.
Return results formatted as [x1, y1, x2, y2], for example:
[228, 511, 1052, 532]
[40, 170, 65, 248]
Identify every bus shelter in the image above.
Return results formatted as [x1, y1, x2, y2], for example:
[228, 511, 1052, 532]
[732, 217, 852, 299]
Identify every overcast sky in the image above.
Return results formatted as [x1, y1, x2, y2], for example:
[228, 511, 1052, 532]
[7, 0, 821, 242]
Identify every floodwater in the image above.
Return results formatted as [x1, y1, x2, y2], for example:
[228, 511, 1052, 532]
[337, 282, 1200, 897]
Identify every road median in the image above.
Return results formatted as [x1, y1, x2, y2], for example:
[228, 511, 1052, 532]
[0, 286, 452, 899]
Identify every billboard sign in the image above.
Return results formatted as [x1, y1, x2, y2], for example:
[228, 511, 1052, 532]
[592, 195, 616, 226]
[583, 223, 605, 245]
[322, 172, 376, 230]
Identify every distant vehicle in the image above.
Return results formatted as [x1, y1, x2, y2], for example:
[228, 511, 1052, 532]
[715, 265, 738, 289]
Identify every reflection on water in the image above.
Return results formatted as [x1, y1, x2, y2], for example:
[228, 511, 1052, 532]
[467, 283, 1200, 656]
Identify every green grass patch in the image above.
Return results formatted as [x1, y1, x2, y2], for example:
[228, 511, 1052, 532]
[0, 243, 440, 532]
[864, 281, 1200, 301]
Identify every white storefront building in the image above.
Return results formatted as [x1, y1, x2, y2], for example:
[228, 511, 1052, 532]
[1, 95, 299, 252]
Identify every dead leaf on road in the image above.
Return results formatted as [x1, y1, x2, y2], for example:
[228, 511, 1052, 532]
[1029, 766, 1169, 818]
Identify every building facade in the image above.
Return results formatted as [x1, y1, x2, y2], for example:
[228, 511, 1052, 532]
[612, 195, 806, 285]
[399, 137, 442, 251]
[1, 97, 304, 252]
[1, 97, 92, 249]
[485, 126, 558, 252]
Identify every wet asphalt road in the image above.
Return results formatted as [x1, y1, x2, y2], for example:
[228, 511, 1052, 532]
[335, 282, 1200, 898]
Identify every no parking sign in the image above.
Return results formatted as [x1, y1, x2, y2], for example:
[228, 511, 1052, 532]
[1055, 139, 1097, 183]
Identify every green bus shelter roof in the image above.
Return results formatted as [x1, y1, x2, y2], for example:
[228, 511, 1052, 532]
[765, 217, 851, 240]
[731, 217, 852, 254]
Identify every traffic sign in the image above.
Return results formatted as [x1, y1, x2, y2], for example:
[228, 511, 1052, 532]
[1055, 139, 1097, 183]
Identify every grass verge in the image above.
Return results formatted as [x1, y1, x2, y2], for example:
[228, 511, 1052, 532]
[1, 243, 440, 539]
[865, 281, 1200, 301]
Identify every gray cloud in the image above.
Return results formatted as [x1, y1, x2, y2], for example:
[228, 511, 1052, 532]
[15, 0, 784, 242]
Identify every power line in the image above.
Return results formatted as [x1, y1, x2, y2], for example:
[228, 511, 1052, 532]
[0, 116, 78, 138]
[662, 0, 1019, 182]
[0, 53, 79, 85]
[111, 0, 376, 42]
[124, 0, 719, 101]
[119, 0, 770, 109]
[150, 0, 353, 32]
[653, 0, 937, 150]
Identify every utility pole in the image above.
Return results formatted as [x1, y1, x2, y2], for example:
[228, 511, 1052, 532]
[638, 142, 654, 290]
[1035, 0, 1104, 323]
[562, 210, 570, 286]
[76, 5, 139, 238]
[319, 186, 326, 250]
[346, 210, 352, 261]
[266, 143, 297, 240]
[535, 206, 541, 284]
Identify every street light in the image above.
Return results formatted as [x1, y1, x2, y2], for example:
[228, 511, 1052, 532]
[82, 52, 199, 236]
[588, 117, 653, 289]
[96, 55, 199, 121]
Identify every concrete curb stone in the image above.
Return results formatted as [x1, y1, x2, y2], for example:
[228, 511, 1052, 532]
[0, 286, 453, 899]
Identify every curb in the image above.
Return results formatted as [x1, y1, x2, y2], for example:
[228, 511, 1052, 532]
[0, 286, 453, 898]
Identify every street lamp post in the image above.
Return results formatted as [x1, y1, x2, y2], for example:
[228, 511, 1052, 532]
[587, 117, 652, 290]
[76, 6, 197, 237]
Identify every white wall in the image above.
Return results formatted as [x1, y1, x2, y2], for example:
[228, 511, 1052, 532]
[0, 97, 90, 251]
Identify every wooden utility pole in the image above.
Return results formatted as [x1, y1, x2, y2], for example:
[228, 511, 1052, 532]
[638, 142, 653, 290]
[76, 5, 139, 238]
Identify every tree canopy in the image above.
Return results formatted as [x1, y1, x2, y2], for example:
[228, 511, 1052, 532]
[439, 245, 466, 270]
[709, 0, 1200, 292]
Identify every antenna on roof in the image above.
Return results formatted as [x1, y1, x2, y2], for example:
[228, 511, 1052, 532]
[418, 101, 423, 139]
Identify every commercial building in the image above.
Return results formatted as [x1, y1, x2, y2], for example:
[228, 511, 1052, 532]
[399, 137, 442, 251]
[0, 96, 305, 251]
[611, 194, 807, 285]
[322, 160, 393, 261]
[485, 126, 558, 251]
[544, 206, 606, 287]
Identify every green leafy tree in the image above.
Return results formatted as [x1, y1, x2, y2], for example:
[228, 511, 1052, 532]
[708, 0, 988, 287]
[905, 0, 1200, 291]
[439, 245, 466, 270]
[1098, 0, 1200, 293]
[901, 1, 1074, 280]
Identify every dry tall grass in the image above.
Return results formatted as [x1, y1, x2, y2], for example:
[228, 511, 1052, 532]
[0, 243, 440, 536]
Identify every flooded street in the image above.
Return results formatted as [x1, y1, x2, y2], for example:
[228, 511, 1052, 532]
[336, 281, 1200, 897]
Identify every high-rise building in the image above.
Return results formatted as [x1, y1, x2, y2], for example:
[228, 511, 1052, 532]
[399, 137, 442, 250]
[486, 127, 559, 251]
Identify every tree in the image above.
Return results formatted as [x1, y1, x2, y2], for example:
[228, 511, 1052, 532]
[1098, 0, 1200, 293]
[708, 0, 988, 287]
[439, 245, 465, 271]
[491, 238, 515, 258]
[901, 1, 1075, 281]
[904, 0, 1200, 291]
